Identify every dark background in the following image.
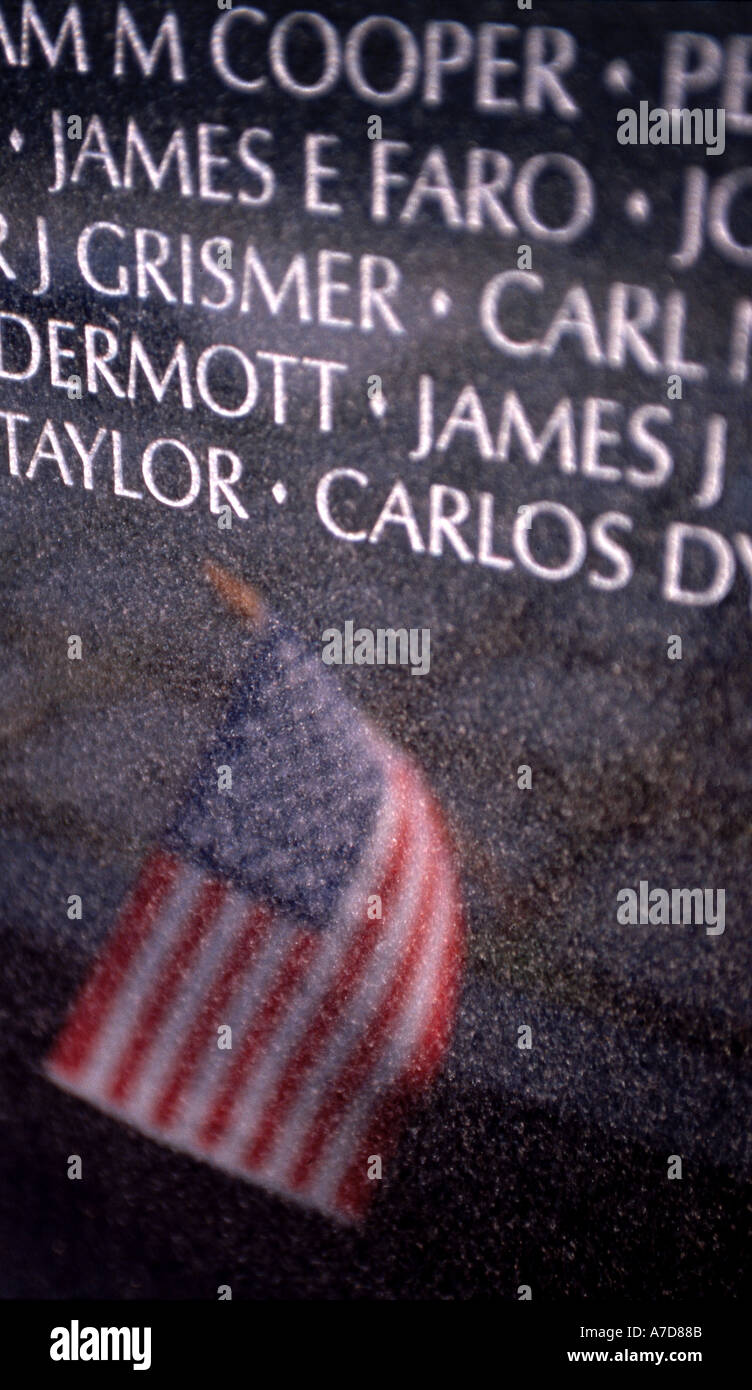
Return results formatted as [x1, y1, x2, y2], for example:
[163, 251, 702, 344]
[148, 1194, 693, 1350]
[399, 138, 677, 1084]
[0, 0, 749, 1297]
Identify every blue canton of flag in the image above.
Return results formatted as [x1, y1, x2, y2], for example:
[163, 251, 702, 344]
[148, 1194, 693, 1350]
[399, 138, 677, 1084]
[164, 619, 385, 929]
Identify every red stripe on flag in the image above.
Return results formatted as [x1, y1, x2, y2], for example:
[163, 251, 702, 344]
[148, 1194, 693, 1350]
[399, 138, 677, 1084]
[150, 903, 273, 1129]
[45, 851, 178, 1079]
[107, 878, 227, 1104]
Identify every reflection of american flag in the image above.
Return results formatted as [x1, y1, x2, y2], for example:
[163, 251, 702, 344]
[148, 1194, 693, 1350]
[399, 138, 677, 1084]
[45, 615, 464, 1223]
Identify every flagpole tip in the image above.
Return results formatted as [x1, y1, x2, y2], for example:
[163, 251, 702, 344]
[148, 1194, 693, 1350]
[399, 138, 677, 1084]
[203, 561, 267, 628]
